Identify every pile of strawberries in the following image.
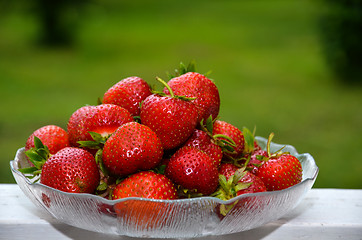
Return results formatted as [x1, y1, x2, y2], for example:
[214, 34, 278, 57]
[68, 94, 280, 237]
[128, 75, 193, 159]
[20, 62, 303, 207]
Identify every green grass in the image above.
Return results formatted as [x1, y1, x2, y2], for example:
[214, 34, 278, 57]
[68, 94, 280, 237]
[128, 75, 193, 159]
[1, 0, 361, 189]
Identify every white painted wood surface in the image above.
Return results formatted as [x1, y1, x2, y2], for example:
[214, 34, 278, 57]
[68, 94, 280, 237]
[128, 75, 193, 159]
[0, 184, 361, 240]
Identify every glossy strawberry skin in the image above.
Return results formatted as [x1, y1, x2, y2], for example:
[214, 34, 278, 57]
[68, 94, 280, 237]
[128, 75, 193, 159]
[164, 72, 220, 123]
[102, 122, 163, 177]
[165, 146, 219, 196]
[218, 163, 239, 180]
[112, 171, 177, 229]
[183, 129, 222, 168]
[25, 125, 70, 155]
[213, 120, 245, 158]
[40, 147, 100, 193]
[140, 94, 198, 150]
[112, 171, 178, 200]
[256, 154, 303, 191]
[67, 104, 134, 147]
[103, 76, 152, 116]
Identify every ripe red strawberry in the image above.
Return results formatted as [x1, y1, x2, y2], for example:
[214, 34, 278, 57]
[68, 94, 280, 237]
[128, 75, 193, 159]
[247, 133, 303, 191]
[165, 146, 219, 196]
[103, 76, 152, 116]
[213, 120, 245, 158]
[164, 72, 220, 123]
[140, 78, 198, 150]
[102, 122, 163, 177]
[111, 171, 178, 200]
[256, 153, 303, 191]
[112, 171, 177, 229]
[67, 104, 134, 148]
[25, 125, 70, 155]
[40, 147, 100, 193]
[183, 129, 223, 168]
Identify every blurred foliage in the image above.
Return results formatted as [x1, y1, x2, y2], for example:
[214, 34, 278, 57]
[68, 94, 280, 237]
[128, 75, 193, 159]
[0, 0, 88, 46]
[319, 0, 362, 84]
[32, 0, 87, 46]
[0, 0, 361, 189]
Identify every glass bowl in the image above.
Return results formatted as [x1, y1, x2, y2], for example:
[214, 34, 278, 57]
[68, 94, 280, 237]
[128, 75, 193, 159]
[10, 137, 318, 238]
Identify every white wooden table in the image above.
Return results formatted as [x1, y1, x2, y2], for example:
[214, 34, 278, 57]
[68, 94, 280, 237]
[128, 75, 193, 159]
[1, 184, 361, 240]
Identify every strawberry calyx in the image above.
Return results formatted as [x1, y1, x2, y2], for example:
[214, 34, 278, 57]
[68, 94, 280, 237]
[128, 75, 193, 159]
[94, 149, 109, 176]
[167, 61, 213, 79]
[167, 61, 197, 79]
[243, 133, 288, 172]
[19, 136, 50, 180]
[211, 167, 252, 216]
[78, 132, 115, 195]
[225, 126, 258, 167]
[77, 131, 108, 150]
[153, 164, 167, 175]
[93, 149, 120, 198]
[266, 132, 289, 159]
[227, 127, 258, 168]
[211, 167, 252, 201]
[242, 127, 256, 155]
[199, 116, 237, 155]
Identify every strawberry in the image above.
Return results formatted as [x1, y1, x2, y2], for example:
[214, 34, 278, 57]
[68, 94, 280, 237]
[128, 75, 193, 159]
[183, 129, 223, 168]
[114, 200, 170, 230]
[256, 153, 302, 191]
[25, 125, 70, 155]
[103, 76, 152, 116]
[213, 120, 245, 159]
[184, 116, 243, 168]
[255, 133, 303, 191]
[111, 171, 178, 200]
[165, 146, 219, 196]
[40, 147, 100, 193]
[67, 104, 134, 148]
[112, 171, 177, 229]
[102, 122, 163, 177]
[140, 78, 198, 150]
[164, 71, 220, 123]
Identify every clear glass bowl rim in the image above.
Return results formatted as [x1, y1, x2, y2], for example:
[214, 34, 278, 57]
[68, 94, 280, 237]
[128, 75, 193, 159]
[10, 136, 319, 205]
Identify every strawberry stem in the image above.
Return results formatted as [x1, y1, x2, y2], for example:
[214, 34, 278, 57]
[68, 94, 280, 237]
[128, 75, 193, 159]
[213, 134, 237, 147]
[267, 132, 274, 157]
[155, 77, 196, 101]
[156, 77, 175, 98]
[265, 132, 289, 159]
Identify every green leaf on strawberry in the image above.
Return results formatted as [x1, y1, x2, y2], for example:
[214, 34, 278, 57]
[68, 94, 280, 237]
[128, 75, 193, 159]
[242, 127, 255, 154]
[167, 61, 197, 79]
[77, 131, 108, 149]
[19, 136, 50, 179]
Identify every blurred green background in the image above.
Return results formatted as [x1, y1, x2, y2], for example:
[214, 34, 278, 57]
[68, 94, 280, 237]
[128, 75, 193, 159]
[1, 0, 361, 189]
